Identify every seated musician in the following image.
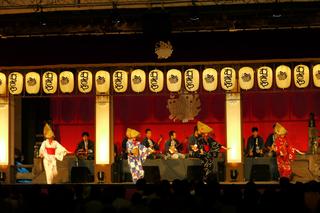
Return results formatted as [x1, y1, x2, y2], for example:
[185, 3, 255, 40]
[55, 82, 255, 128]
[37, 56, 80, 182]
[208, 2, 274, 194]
[265, 124, 276, 157]
[165, 130, 184, 159]
[188, 126, 201, 158]
[121, 136, 128, 160]
[76, 132, 94, 160]
[246, 127, 264, 157]
[265, 123, 279, 180]
[141, 129, 163, 159]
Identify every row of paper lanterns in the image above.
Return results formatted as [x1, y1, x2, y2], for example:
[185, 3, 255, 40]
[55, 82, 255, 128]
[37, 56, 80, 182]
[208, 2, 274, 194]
[0, 64, 320, 95]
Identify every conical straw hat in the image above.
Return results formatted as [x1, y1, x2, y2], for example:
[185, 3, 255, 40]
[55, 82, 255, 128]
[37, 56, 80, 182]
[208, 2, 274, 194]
[197, 121, 213, 134]
[126, 128, 140, 139]
[43, 123, 55, 139]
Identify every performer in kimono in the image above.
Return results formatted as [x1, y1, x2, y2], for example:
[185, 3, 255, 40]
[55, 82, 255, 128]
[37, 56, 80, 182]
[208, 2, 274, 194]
[126, 128, 152, 183]
[188, 126, 201, 158]
[272, 123, 305, 179]
[265, 124, 279, 180]
[76, 132, 95, 160]
[197, 121, 229, 182]
[246, 127, 264, 157]
[141, 129, 163, 159]
[39, 123, 69, 184]
[164, 130, 184, 159]
[265, 124, 276, 157]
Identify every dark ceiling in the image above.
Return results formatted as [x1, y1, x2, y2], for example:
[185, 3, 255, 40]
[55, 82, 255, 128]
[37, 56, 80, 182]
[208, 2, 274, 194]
[0, 2, 320, 66]
[1, 2, 320, 37]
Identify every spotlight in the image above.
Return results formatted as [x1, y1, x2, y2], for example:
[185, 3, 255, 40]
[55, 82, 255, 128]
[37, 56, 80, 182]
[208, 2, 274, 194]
[189, 0, 200, 22]
[272, 13, 282, 18]
[230, 169, 238, 182]
[271, 0, 283, 18]
[37, 7, 47, 27]
[97, 171, 105, 183]
[112, 15, 122, 25]
[111, 1, 122, 25]
[40, 20, 47, 27]
[0, 171, 6, 183]
[190, 14, 200, 22]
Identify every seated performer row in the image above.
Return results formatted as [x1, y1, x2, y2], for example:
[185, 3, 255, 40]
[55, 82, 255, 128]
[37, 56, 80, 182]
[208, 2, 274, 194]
[127, 125, 225, 160]
[245, 125, 303, 158]
[125, 121, 229, 183]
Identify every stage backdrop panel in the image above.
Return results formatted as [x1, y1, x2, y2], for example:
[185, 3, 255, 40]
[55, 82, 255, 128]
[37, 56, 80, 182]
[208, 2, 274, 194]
[50, 97, 95, 152]
[242, 91, 320, 152]
[49, 91, 320, 153]
[113, 94, 226, 154]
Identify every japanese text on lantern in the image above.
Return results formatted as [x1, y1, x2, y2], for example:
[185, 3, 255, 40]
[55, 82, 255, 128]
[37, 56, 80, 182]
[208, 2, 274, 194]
[9, 73, 18, 93]
[114, 71, 124, 91]
[80, 71, 89, 91]
[258, 68, 269, 88]
[150, 70, 159, 91]
[44, 72, 54, 92]
[223, 68, 233, 89]
[185, 69, 195, 90]
[295, 65, 305, 86]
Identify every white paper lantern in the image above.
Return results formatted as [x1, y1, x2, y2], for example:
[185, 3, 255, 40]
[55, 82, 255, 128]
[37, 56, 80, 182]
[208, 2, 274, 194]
[257, 66, 273, 89]
[131, 69, 146, 93]
[95, 70, 110, 94]
[276, 65, 291, 89]
[202, 68, 218, 92]
[78, 70, 93, 93]
[59, 71, 74, 93]
[312, 64, 320, 88]
[294, 64, 309, 88]
[149, 69, 164, 93]
[42, 71, 58, 94]
[167, 69, 182, 92]
[25, 72, 40, 94]
[184, 68, 200, 92]
[239, 67, 254, 90]
[8, 72, 23, 95]
[220, 67, 236, 91]
[0, 72, 6, 95]
[113, 70, 128, 93]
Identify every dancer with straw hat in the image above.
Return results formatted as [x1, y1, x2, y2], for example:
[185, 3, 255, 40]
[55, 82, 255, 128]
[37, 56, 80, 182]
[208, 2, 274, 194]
[39, 123, 70, 184]
[126, 128, 153, 183]
[272, 122, 305, 179]
[197, 121, 229, 182]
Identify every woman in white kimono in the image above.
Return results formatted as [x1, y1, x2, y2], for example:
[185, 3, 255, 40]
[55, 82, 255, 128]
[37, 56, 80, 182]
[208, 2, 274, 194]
[39, 123, 69, 184]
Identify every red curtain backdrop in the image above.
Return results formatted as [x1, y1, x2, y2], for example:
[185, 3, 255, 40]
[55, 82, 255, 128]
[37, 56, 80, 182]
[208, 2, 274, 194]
[50, 91, 320, 153]
[50, 97, 95, 152]
[113, 94, 226, 154]
[242, 91, 320, 151]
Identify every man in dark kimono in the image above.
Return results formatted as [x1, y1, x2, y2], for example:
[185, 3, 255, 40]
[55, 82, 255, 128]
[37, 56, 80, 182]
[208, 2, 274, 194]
[165, 130, 184, 158]
[265, 124, 279, 180]
[76, 132, 94, 160]
[197, 121, 228, 182]
[246, 127, 264, 157]
[265, 124, 276, 156]
[121, 136, 128, 160]
[142, 129, 162, 150]
[188, 126, 201, 158]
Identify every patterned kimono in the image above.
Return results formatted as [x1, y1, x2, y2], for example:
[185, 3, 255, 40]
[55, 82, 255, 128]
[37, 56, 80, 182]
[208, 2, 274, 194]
[274, 136, 295, 178]
[199, 137, 222, 181]
[39, 139, 68, 184]
[126, 139, 151, 183]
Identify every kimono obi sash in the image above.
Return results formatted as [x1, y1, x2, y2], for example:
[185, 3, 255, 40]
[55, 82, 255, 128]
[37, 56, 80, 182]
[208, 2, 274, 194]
[46, 147, 56, 155]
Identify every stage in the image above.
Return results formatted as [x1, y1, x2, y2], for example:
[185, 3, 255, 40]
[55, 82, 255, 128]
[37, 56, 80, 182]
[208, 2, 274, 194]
[8, 154, 320, 185]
